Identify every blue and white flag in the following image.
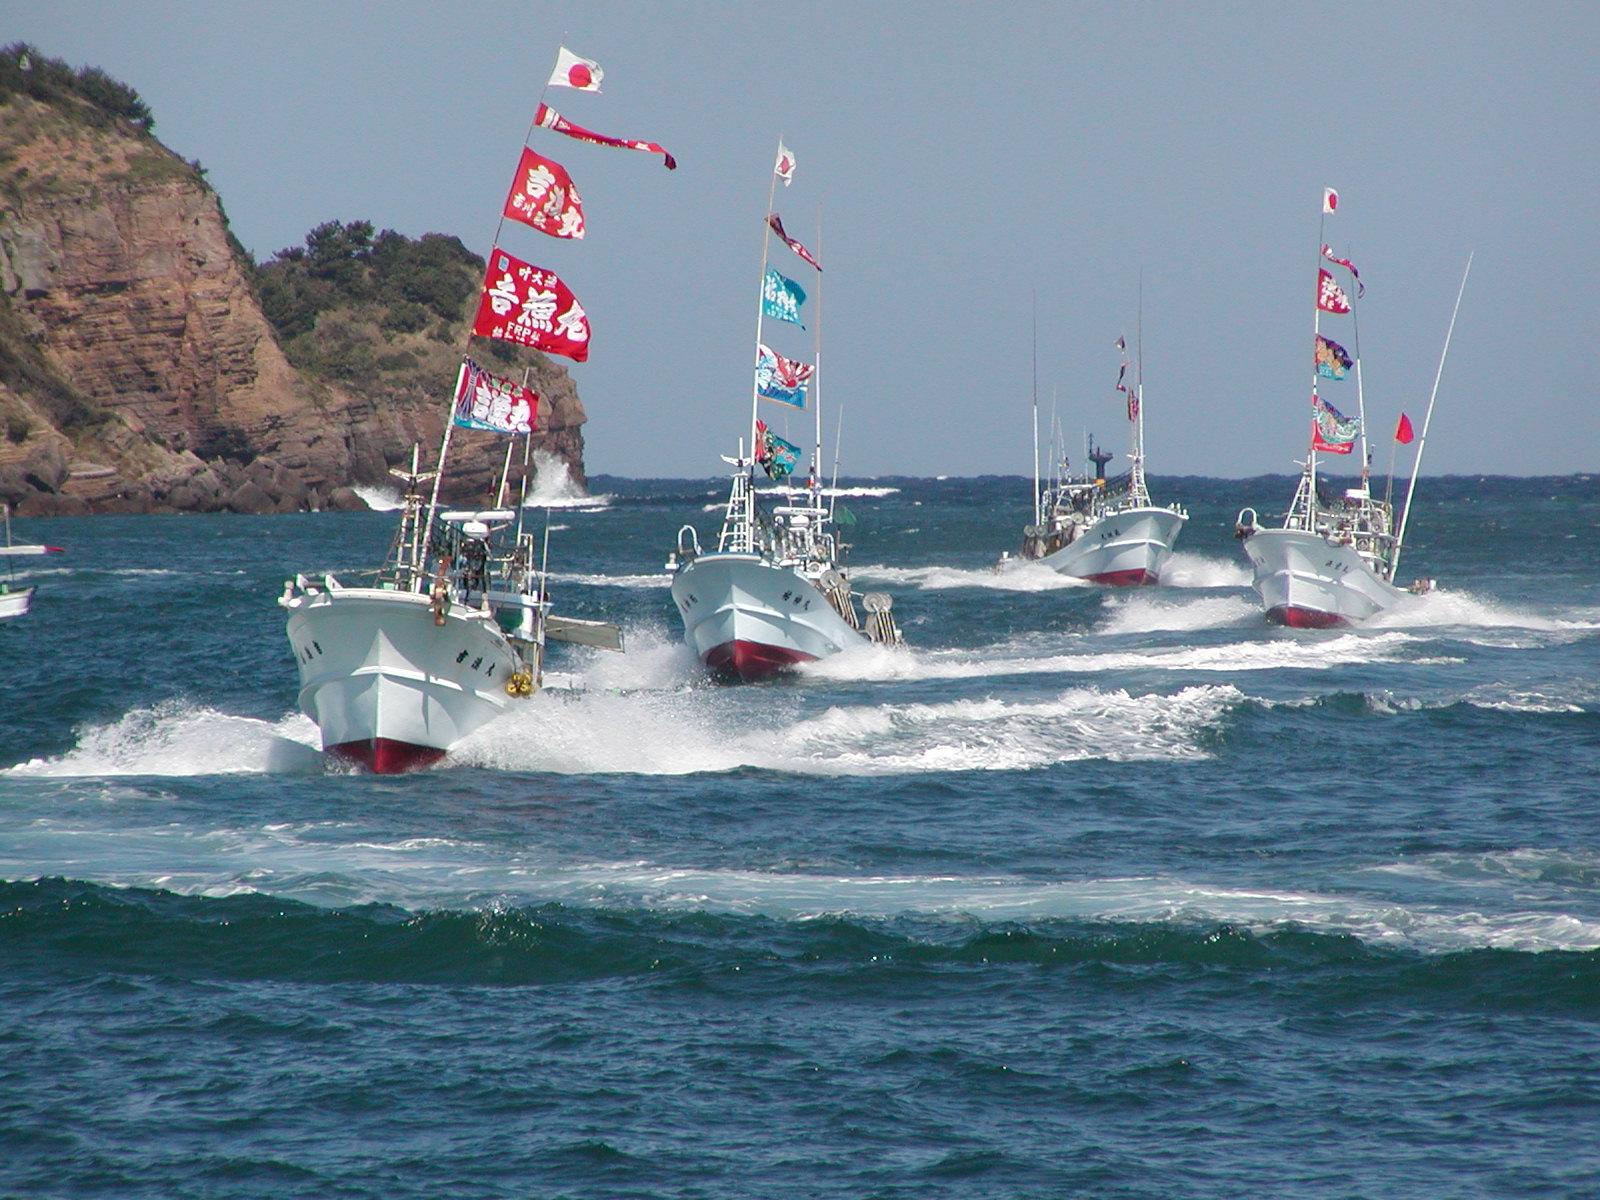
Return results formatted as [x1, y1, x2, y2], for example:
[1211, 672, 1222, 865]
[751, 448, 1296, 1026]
[761, 269, 806, 327]
[755, 343, 813, 409]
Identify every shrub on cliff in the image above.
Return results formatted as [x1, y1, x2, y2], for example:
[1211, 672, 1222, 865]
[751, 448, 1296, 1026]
[0, 44, 154, 132]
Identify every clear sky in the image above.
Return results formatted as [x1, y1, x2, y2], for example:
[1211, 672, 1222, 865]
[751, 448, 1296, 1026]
[9, 1, 1597, 478]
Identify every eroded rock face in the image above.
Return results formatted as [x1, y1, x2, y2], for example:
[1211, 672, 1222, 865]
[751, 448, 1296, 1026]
[0, 94, 587, 515]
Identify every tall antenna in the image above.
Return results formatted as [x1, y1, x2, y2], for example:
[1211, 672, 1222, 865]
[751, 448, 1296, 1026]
[1392, 253, 1472, 579]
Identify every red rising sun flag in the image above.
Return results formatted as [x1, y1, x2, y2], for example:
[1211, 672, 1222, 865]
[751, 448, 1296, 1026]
[774, 141, 796, 186]
[452, 359, 538, 435]
[1317, 268, 1352, 314]
[472, 246, 590, 363]
[503, 147, 585, 239]
[1395, 412, 1415, 444]
[535, 104, 676, 170]
[767, 214, 821, 271]
[1323, 187, 1339, 214]
[548, 46, 603, 92]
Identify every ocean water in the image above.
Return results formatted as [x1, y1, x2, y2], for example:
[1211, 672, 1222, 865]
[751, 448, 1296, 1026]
[2, 474, 1597, 1199]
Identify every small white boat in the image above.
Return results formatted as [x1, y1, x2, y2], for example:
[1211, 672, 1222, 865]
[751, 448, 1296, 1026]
[1, 503, 64, 622]
[668, 140, 901, 682]
[1013, 328, 1186, 584]
[1235, 190, 1471, 627]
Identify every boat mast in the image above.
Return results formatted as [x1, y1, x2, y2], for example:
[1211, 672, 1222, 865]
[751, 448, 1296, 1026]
[423, 65, 558, 571]
[749, 141, 782, 476]
[1031, 298, 1041, 526]
[1391, 253, 1472, 579]
[1307, 196, 1328, 520]
[1130, 271, 1148, 504]
[813, 207, 824, 494]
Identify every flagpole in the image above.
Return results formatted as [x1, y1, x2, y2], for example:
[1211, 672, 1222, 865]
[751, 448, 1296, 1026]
[1392, 253, 1471, 581]
[1309, 200, 1326, 515]
[1031, 295, 1041, 529]
[1351, 303, 1370, 491]
[424, 55, 561, 571]
[1134, 270, 1146, 502]
[750, 140, 782, 473]
[813, 206, 824, 488]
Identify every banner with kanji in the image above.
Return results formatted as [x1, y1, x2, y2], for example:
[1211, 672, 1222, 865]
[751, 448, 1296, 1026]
[452, 359, 538, 434]
[761, 269, 806, 327]
[472, 247, 590, 362]
[1311, 393, 1359, 454]
[756, 343, 814, 409]
[1315, 334, 1353, 381]
[1317, 268, 1352, 314]
[503, 147, 585, 239]
[535, 103, 676, 170]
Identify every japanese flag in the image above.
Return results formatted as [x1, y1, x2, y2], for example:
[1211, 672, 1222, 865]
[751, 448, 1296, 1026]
[1322, 187, 1339, 214]
[549, 47, 603, 92]
[774, 140, 796, 187]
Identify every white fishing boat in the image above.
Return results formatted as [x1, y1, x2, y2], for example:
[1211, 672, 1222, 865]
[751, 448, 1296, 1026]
[1234, 189, 1471, 627]
[1011, 323, 1186, 584]
[278, 46, 653, 771]
[0, 503, 64, 621]
[667, 141, 902, 682]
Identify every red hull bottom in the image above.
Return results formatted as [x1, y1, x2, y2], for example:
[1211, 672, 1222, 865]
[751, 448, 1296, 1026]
[703, 638, 817, 683]
[1085, 568, 1159, 587]
[1266, 605, 1349, 629]
[327, 737, 447, 775]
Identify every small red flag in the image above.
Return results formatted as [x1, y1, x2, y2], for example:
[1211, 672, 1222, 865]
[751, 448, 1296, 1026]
[767, 213, 821, 271]
[1395, 413, 1415, 444]
[504, 147, 585, 239]
[472, 246, 590, 363]
[1317, 268, 1352, 314]
[535, 103, 676, 170]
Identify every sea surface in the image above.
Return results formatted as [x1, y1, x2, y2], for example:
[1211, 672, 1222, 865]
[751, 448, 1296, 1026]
[2, 474, 1598, 1199]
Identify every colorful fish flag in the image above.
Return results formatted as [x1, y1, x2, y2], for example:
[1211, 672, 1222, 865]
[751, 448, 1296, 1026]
[761, 269, 806, 327]
[768, 213, 821, 271]
[1320, 244, 1364, 297]
[755, 420, 801, 480]
[503, 147, 584, 239]
[452, 359, 538, 434]
[1395, 412, 1415, 444]
[548, 47, 603, 91]
[535, 103, 676, 170]
[774, 141, 796, 186]
[1323, 187, 1339, 214]
[1315, 334, 1353, 381]
[1317, 268, 1352, 314]
[472, 246, 590, 362]
[756, 343, 814, 409]
[1311, 393, 1360, 454]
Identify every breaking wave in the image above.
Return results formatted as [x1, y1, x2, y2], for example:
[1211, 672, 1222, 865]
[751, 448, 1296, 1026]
[6, 702, 323, 777]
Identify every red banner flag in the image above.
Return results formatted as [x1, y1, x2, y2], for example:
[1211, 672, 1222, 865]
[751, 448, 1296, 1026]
[504, 147, 584, 239]
[767, 213, 821, 271]
[1317, 268, 1352, 314]
[452, 359, 538, 434]
[472, 247, 590, 362]
[535, 103, 676, 170]
[1394, 412, 1415, 444]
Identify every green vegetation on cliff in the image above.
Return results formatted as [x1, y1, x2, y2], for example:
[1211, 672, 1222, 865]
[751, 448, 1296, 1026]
[0, 43, 154, 133]
[256, 220, 542, 396]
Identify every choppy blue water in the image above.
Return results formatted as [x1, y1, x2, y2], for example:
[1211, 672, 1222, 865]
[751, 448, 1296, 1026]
[2, 474, 1598, 1198]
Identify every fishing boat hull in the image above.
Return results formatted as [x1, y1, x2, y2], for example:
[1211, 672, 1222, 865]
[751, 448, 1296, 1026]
[0, 585, 34, 621]
[1240, 528, 1401, 627]
[671, 552, 863, 682]
[1041, 506, 1187, 585]
[284, 586, 520, 773]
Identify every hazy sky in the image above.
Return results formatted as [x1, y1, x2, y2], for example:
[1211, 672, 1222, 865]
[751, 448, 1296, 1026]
[9, 2, 1598, 478]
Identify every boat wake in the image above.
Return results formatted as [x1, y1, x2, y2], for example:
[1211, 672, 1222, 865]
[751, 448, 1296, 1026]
[1099, 593, 1260, 635]
[1158, 551, 1252, 588]
[853, 561, 1091, 592]
[1366, 587, 1600, 637]
[6, 702, 323, 777]
[452, 683, 1240, 776]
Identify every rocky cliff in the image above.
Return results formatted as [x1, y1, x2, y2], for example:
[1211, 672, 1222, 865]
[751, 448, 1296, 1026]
[0, 49, 586, 515]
